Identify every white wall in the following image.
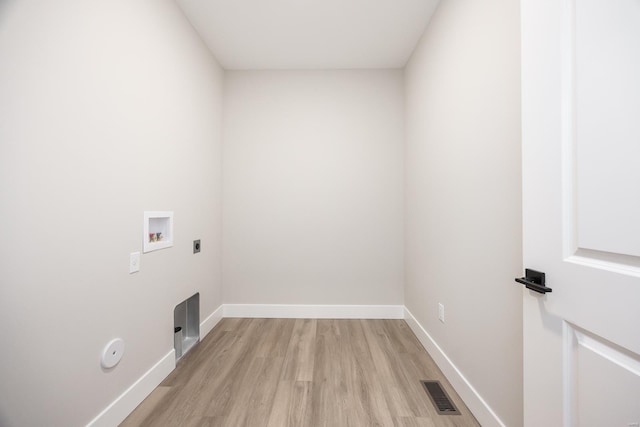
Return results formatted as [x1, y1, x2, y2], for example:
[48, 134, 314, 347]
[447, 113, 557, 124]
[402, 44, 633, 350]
[0, 1, 223, 426]
[404, 1, 523, 426]
[223, 70, 404, 306]
[0, 1, 523, 424]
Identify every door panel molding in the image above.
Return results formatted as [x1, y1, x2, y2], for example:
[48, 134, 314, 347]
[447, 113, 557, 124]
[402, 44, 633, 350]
[564, 322, 640, 427]
[567, 249, 640, 278]
[562, 0, 640, 273]
[523, 0, 640, 423]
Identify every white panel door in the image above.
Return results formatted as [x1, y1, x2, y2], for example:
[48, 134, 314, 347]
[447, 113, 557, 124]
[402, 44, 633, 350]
[521, 0, 640, 426]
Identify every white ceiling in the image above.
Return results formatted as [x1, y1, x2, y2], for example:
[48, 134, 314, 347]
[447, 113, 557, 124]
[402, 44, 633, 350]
[176, 0, 440, 70]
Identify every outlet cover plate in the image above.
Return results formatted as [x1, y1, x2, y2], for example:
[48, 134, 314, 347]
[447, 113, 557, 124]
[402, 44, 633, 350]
[129, 252, 140, 274]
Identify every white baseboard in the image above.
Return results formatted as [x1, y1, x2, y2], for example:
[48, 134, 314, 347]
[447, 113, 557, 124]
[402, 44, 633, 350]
[403, 307, 505, 427]
[89, 305, 499, 427]
[200, 304, 224, 338]
[87, 305, 223, 427]
[86, 349, 175, 427]
[223, 304, 404, 319]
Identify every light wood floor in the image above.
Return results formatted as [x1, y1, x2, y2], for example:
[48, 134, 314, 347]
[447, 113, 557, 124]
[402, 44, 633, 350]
[121, 319, 480, 427]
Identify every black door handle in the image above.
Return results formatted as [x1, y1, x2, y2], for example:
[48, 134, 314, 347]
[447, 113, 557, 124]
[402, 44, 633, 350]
[515, 269, 552, 294]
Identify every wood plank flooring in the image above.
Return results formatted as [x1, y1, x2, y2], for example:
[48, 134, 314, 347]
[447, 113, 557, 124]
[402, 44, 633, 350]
[121, 319, 480, 427]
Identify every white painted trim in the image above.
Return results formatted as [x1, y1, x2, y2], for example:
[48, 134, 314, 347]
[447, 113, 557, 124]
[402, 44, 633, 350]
[88, 305, 500, 427]
[200, 304, 224, 338]
[86, 350, 175, 427]
[563, 321, 578, 427]
[223, 304, 404, 319]
[404, 307, 506, 427]
[86, 305, 224, 427]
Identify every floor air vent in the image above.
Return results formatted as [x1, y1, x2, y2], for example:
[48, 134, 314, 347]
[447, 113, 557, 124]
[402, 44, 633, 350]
[421, 380, 461, 415]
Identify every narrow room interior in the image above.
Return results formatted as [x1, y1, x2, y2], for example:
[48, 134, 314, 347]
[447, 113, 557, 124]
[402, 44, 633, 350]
[0, 0, 640, 427]
[2, 0, 638, 426]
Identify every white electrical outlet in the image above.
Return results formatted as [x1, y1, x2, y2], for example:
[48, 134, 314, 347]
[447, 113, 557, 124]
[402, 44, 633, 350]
[129, 252, 140, 274]
[438, 303, 445, 323]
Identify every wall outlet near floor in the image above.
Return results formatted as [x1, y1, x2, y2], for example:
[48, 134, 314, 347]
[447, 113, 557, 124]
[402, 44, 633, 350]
[438, 303, 445, 323]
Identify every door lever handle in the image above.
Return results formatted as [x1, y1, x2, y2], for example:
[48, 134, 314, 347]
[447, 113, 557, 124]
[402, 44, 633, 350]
[515, 269, 552, 294]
